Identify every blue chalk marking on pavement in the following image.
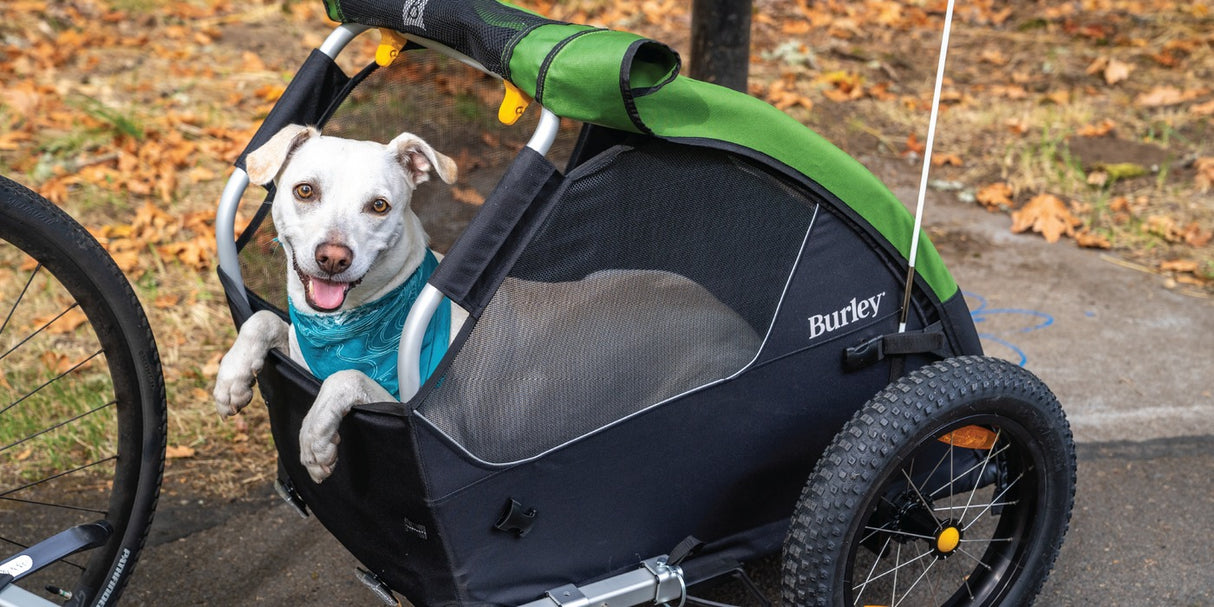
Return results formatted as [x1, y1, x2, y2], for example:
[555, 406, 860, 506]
[965, 292, 1055, 367]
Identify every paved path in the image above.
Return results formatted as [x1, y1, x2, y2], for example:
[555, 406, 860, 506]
[119, 173, 1212, 606]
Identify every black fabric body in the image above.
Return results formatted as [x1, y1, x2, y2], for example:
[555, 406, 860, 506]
[225, 119, 986, 605]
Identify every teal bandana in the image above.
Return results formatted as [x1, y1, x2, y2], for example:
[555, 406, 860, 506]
[288, 250, 450, 399]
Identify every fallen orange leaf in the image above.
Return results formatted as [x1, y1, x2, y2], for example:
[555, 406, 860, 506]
[1010, 194, 1080, 243]
[1160, 259, 1199, 273]
[1195, 157, 1214, 193]
[166, 445, 196, 459]
[976, 182, 1014, 212]
[31, 308, 89, 335]
[1077, 119, 1117, 137]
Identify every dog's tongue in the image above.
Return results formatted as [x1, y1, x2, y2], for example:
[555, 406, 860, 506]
[309, 278, 349, 310]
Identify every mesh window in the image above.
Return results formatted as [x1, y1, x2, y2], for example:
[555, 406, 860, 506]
[237, 47, 578, 310]
[419, 140, 818, 462]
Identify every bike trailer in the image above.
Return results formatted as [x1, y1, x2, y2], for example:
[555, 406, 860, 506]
[216, 0, 986, 604]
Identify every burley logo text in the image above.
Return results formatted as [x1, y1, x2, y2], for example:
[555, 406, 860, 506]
[808, 292, 886, 340]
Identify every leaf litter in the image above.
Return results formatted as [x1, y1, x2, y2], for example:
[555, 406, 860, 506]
[1, 0, 1211, 497]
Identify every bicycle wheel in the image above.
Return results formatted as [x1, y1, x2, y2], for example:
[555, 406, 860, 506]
[783, 356, 1075, 607]
[0, 176, 165, 606]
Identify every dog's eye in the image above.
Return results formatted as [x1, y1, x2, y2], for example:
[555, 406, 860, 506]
[370, 198, 391, 214]
[293, 183, 315, 201]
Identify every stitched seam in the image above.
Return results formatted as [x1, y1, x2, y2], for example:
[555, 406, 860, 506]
[534, 27, 606, 104]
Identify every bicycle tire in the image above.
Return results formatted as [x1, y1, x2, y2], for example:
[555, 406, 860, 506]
[0, 175, 166, 607]
[783, 356, 1076, 606]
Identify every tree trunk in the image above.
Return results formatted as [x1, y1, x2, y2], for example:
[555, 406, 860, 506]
[689, 0, 752, 93]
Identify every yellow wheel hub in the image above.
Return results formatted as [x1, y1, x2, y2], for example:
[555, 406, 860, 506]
[936, 526, 961, 553]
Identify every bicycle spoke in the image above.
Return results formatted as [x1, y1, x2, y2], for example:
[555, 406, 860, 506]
[854, 546, 934, 590]
[0, 349, 104, 416]
[854, 535, 893, 606]
[959, 428, 1002, 522]
[962, 471, 1023, 532]
[901, 467, 942, 527]
[863, 526, 937, 542]
[0, 535, 89, 573]
[933, 499, 1017, 513]
[892, 554, 937, 607]
[0, 456, 117, 499]
[959, 536, 1015, 544]
[953, 545, 993, 571]
[0, 399, 116, 454]
[0, 495, 107, 515]
[0, 262, 41, 340]
[927, 441, 1011, 499]
[0, 302, 81, 364]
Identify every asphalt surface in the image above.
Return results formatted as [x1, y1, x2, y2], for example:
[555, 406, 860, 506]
[117, 164, 1211, 606]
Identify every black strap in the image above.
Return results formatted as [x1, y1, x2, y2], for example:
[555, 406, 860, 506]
[667, 535, 704, 567]
[842, 322, 947, 372]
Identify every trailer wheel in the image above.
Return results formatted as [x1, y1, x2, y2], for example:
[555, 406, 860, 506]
[783, 356, 1075, 606]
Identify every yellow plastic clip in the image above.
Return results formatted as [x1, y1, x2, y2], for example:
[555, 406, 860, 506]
[375, 28, 410, 67]
[498, 81, 532, 126]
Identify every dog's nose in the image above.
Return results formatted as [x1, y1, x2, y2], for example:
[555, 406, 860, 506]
[315, 243, 353, 275]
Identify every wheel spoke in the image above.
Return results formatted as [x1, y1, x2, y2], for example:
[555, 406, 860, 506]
[962, 471, 1024, 532]
[959, 428, 1002, 522]
[927, 441, 1011, 499]
[0, 349, 104, 416]
[863, 526, 937, 542]
[892, 553, 937, 607]
[0, 495, 108, 515]
[852, 546, 934, 590]
[0, 456, 117, 499]
[0, 399, 116, 454]
[0, 535, 87, 572]
[854, 535, 893, 606]
[0, 301, 81, 364]
[0, 262, 41, 340]
[953, 545, 993, 571]
[901, 466, 942, 527]
[933, 499, 1018, 513]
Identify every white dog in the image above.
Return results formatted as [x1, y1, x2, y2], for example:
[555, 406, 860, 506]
[213, 124, 465, 484]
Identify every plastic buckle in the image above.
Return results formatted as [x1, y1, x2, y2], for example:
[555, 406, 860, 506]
[843, 334, 885, 371]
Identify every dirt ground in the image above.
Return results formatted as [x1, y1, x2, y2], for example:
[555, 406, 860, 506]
[2, 0, 1211, 500]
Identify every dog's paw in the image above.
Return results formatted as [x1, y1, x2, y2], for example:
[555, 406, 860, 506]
[299, 408, 342, 483]
[213, 354, 257, 417]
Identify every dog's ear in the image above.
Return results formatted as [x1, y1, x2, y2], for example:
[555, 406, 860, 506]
[245, 124, 318, 185]
[389, 132, 458, 186]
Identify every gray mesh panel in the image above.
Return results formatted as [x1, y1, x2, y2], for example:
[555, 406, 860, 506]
[419, 141, 817, 462]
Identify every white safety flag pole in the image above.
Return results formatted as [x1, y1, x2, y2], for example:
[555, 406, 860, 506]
[899, 0, 957, 333]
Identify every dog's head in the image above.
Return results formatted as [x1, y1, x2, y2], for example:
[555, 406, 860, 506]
[246, 125, 457, 313]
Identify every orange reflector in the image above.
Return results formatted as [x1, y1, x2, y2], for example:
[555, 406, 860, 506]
[938, 425, 997, 450]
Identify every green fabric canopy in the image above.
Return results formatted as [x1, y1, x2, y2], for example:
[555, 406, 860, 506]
[322, 0, 958, 300]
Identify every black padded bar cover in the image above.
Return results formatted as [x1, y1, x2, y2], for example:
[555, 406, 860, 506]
[429, 147, 563, 317]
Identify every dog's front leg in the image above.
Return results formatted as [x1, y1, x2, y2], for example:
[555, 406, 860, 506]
[299, 370, 394, 483]
[214, 310, 289, 417]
